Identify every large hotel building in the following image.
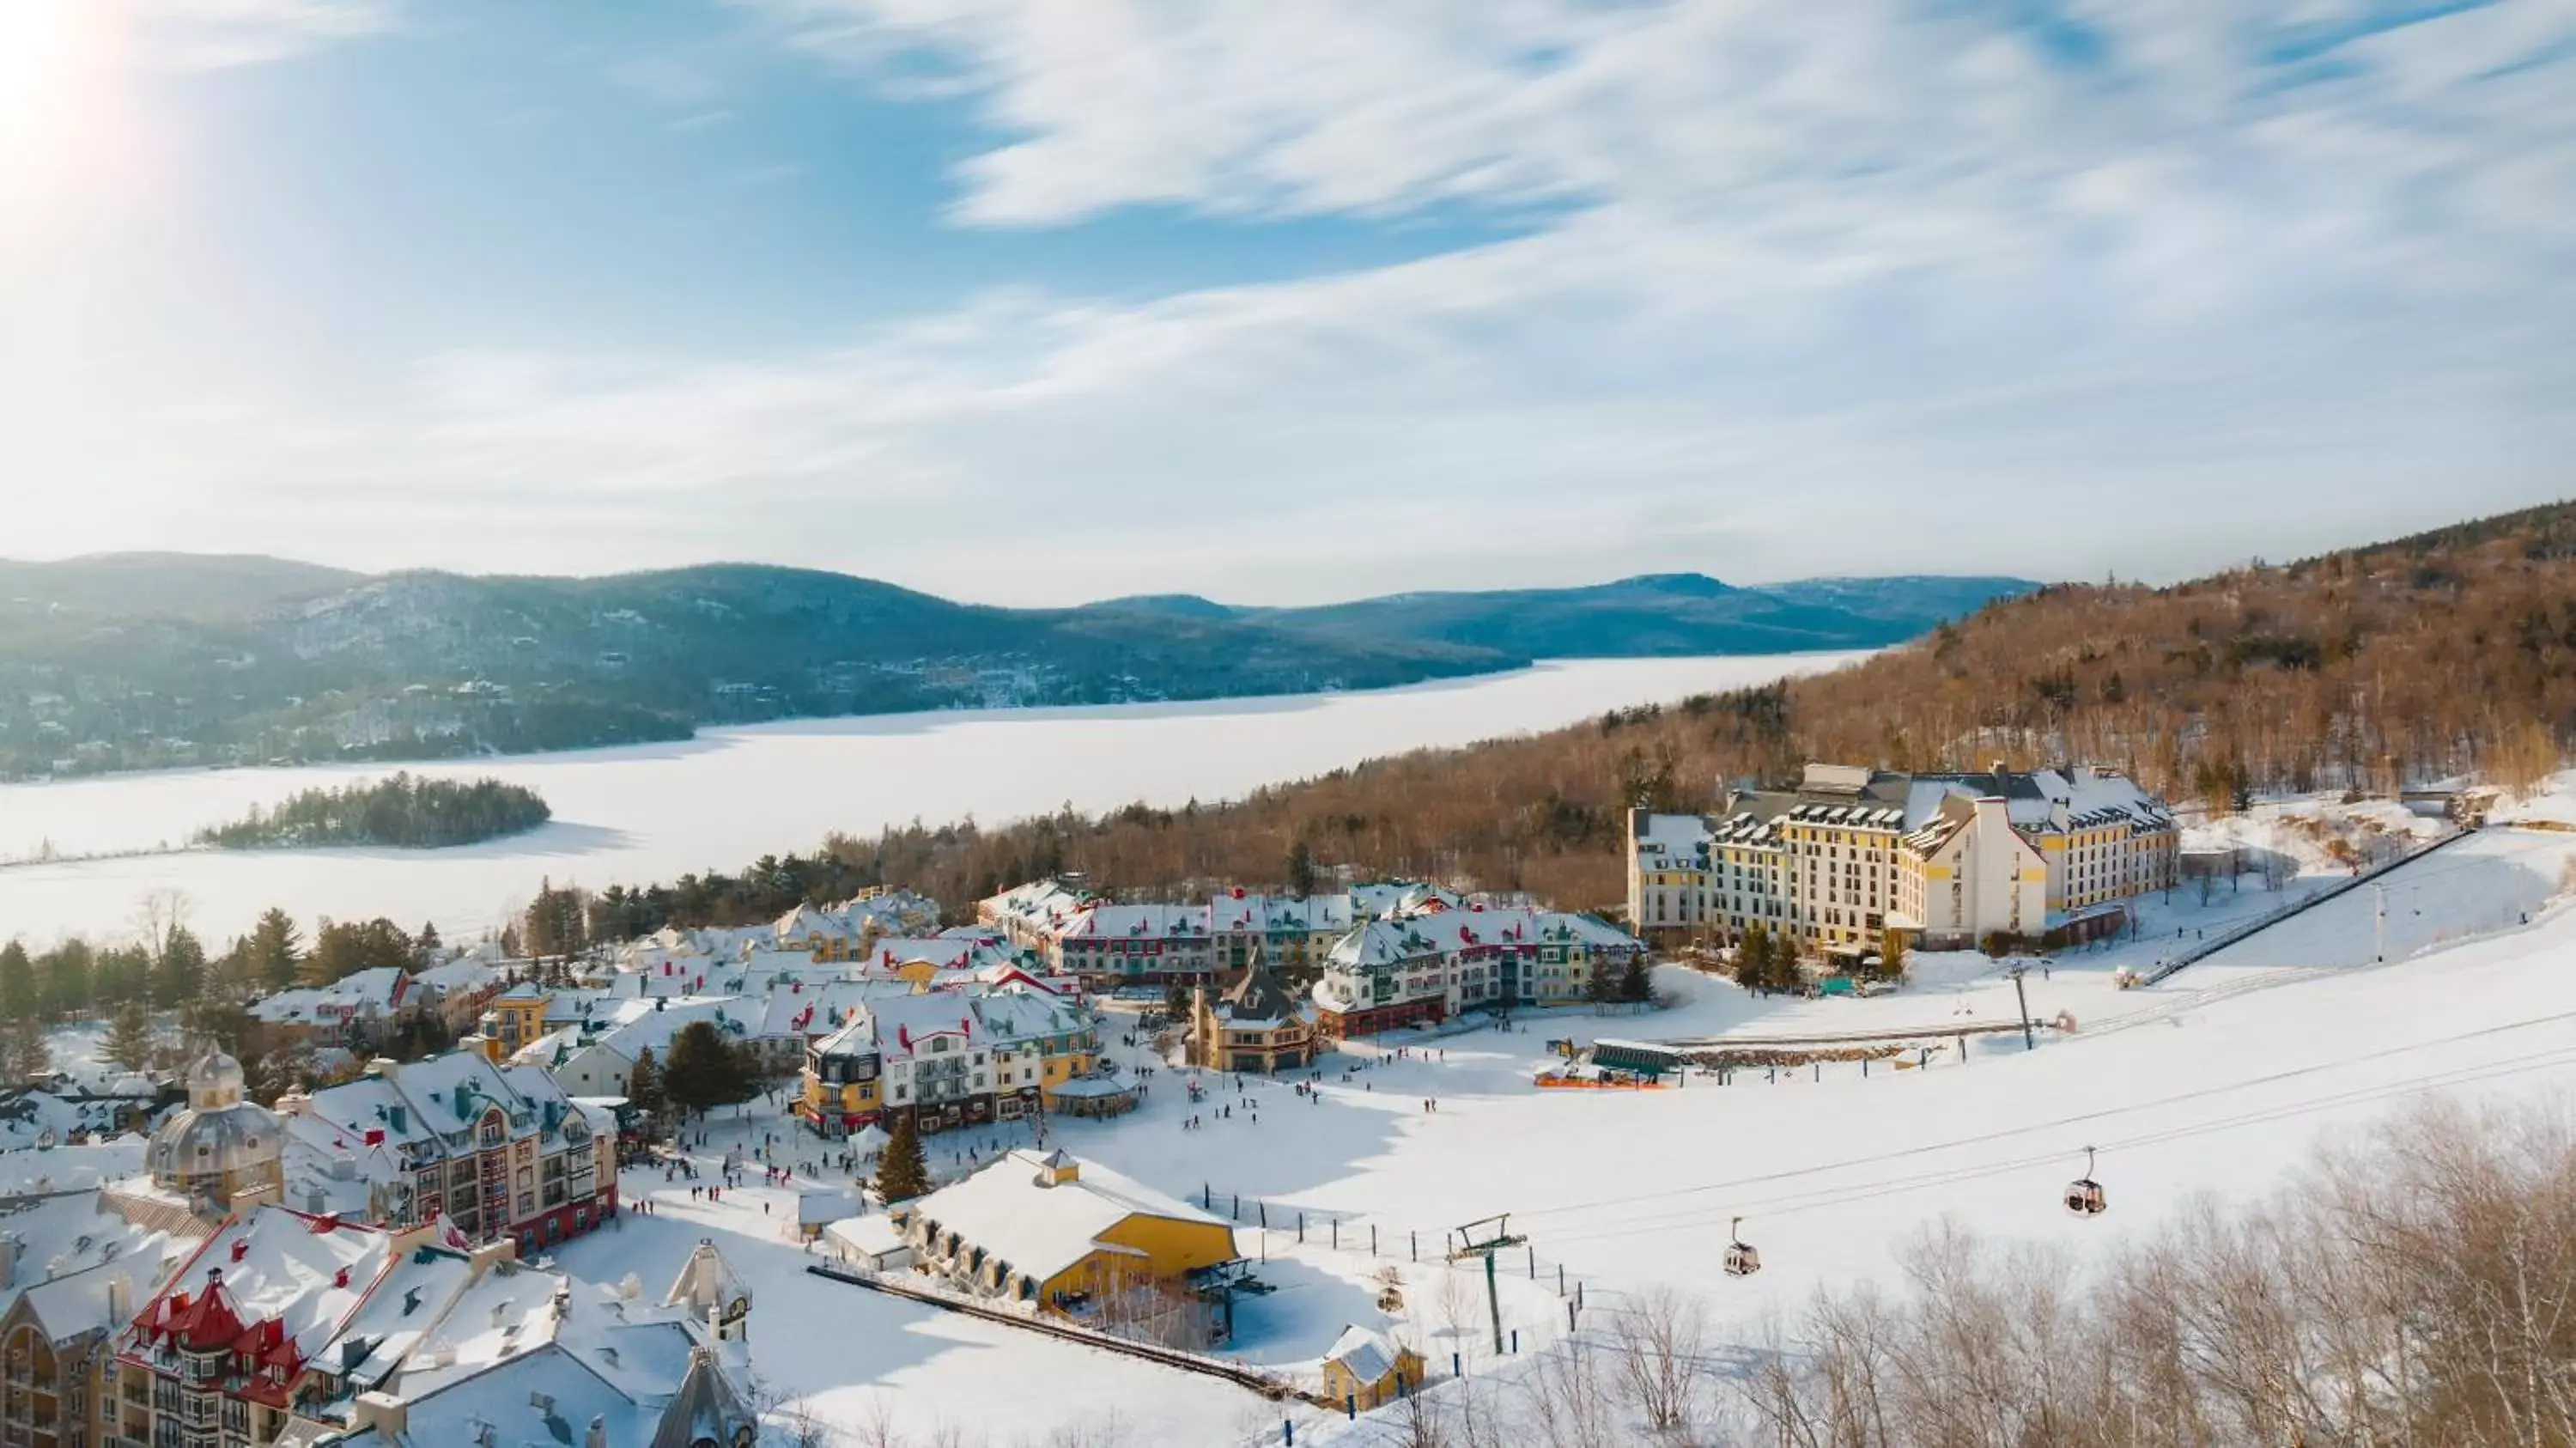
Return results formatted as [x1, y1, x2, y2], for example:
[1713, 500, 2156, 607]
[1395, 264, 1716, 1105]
[1628, 764, 2181, 956]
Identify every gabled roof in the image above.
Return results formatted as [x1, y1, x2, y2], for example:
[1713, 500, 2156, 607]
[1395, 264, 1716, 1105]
[902, 1150, 1231, 1286]
[1214, 954, 1303, 1028]
[1326, 1324, 1400, 1383]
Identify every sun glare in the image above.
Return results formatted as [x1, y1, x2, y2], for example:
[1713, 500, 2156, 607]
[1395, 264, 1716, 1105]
[0, 0, 124, 206]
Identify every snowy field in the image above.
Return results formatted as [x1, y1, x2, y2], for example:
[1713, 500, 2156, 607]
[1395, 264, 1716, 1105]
[524, 808, 2576, 1444]
[0, 653, 1858, 946]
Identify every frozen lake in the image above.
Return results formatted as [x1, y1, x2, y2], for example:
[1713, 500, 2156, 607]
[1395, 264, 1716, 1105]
[0, 653, 1861, 946]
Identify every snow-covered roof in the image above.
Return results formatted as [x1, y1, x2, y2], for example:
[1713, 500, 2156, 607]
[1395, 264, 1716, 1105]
[0, 1135, 146, 1196]
[1326, 1324, 1399, 1384]
[410, 960, 502, 1000]
[125, 1207, 406, 1370]
[292, 1050, 591, 1162]
[810, 987, 1095, 1064]
[824, 1214, 908, 1259]
[903, 1150, 1230, 1287]
[249, 968, 410, 1024]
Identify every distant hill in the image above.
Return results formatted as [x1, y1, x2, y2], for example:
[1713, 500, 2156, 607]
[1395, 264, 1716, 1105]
[0, 554, 361, 620]
[0, 555, 2034, 779]
[1231, 573, 2033, 657]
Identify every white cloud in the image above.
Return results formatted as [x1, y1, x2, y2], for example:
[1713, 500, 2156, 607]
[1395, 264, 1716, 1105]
[142, 0, 402, 70]
[8, 0, 2574, 602]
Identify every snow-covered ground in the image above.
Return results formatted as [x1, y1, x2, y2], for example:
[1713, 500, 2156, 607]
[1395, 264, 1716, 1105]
[524, 808, 2576, 1444]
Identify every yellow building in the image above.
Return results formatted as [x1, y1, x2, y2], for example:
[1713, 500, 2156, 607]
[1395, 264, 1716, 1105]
[1321, 1325, 1425, 1410]
[896, 1150, 1242, 1340]
[477, 983, 553, 1057]
[1190, 952, 1321, 1074]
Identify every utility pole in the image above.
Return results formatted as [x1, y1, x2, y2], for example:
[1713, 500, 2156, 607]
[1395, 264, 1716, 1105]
[2008, 961, 2034, 1050]
[1447, 1214, 1527, 1358]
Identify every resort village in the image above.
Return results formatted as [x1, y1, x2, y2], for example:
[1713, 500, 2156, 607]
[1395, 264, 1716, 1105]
[5, 751, 2496, 1447]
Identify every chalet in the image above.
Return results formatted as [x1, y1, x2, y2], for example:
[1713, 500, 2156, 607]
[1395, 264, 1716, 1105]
[1189, 953, 1321, 1074]
[1321, 1324, 1423, 1410]
[896, 1150, 1241, 1342]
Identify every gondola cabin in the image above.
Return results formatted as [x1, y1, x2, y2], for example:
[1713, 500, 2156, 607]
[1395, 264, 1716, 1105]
[1722, 1216, 1760, 1276]
[2063, 1147, 2108, 1217]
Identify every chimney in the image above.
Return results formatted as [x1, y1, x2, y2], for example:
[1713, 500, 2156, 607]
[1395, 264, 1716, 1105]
[106, 1271, 131, 1324]
[586, 1415, 609, 1448]
[366, 1058, 400, 1079]
[350, 1392, 408, 1438]
[0, 1235, 17, 1290]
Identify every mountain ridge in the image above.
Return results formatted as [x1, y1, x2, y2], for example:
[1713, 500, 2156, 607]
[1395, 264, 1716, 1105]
[0, 554, 2034, 779]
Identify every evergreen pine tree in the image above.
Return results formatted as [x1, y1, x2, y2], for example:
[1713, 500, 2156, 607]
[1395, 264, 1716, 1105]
[1285, 840, 1318, 897]
[628, 1046, 665, 1118]
[1584, 950, 1619, 1004]
[0, 941, 36, 1021]
[1163, 979, 1191, 1023]
[97, 946, 152, 1008]
[154, 925, 207, 1007]
[104, 1001, 156, 1073]
[43, 941, 89, 1017]
[1, 1017, 50, 1086]
[875, 1112, 932, 1202]
[250, 909, 302, 993]
[663, 1021, 755, 1116]
[1618, 953, 1654, 1004]
[1735, 924, 1770, 991]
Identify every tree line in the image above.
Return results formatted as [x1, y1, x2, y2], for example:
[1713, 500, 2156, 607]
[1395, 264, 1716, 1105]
[192, 772, 550, 849]
[0, 903, 456, 1085]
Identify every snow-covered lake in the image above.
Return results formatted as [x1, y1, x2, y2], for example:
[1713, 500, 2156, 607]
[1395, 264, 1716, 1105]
[0, 653, 1861, 946]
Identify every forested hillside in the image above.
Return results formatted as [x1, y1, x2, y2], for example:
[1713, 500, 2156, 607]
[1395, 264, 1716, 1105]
[571, 500, 2576, 928]
[0, 558, 2014, 779]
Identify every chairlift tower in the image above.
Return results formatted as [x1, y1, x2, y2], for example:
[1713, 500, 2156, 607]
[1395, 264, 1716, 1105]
[1446, 1214, 1527, 1357]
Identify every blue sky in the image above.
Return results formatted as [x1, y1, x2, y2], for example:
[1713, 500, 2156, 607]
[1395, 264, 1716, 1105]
[1, 0, 2570, 605]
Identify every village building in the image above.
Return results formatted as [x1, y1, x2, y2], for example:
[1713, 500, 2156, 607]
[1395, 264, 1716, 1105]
[104, 1204, 756, 1448]
[246, 968, 415, 1052]
[1311, 907, 1647, 1038]
[476, 983, 557, 1059]
[108, 1206, 477, 1448]
[1321, 1325, 1423, 1410]
[1189, 954, 1321, 1074]
[1205, 891, 1358, 981]
[140, 1053, 287, 1222]
[895, 1150, 1242, 1342]
[276, 1051, 613, 1259]
[1626, 763, 2180, 955]
[1041, 903, 1216, 989]
[770, 890, 942, 962]
[407, 958, 507, 1035]
[0, 1176, 174, 1448]
[796, 990, 1105, 1138]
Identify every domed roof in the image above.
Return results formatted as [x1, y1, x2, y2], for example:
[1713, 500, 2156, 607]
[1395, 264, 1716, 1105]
[185, 1051, 247, 1109]
[151, 1051, 282, 1202]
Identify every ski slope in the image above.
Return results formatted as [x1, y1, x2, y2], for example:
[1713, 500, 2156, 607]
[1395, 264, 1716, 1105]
[548, 818, 2576, 1445]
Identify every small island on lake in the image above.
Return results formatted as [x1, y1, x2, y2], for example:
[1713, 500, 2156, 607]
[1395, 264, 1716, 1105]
[193, 773, 551, 849]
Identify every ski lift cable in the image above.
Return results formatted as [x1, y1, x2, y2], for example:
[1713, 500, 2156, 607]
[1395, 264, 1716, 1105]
[1505, 1007, 2576, 1226]
[1564, 1042, 2576, 1242]
[1534, 1043, 2576, 1250]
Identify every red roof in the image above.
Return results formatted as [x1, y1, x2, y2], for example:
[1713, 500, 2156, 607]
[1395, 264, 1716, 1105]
[161, 1269, 249, 1353]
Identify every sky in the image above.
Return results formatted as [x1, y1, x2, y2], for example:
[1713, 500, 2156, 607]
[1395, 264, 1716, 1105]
[0, 0, 2570, 606]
